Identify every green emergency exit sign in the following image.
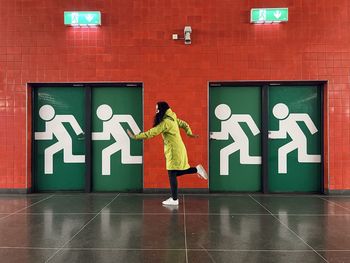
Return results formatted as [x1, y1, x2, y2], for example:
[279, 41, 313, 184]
[250, 8, 288, 24]
[64, 11, 101, 26]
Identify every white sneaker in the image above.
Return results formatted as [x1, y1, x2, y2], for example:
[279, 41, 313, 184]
[196, 164, 208, 180]
[162, 197, 179, 206]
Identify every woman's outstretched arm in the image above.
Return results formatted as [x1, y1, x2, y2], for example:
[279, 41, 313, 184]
[128, 121, 167, 140]
[177, 118, 199, 138]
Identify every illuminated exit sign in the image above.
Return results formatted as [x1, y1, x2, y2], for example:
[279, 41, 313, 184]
[250, 8, 288, 24]
[64, 11, 101, 26]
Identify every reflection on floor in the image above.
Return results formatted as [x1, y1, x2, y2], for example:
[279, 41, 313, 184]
[0, 193, 349, 263]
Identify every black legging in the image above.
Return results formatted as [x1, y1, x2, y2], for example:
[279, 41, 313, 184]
[167, 167, 197, 200]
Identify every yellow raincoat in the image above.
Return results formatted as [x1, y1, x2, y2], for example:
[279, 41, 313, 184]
[134, 109, 193, 170]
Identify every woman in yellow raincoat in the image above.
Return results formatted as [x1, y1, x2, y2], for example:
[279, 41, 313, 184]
[127, 101, 207, 206]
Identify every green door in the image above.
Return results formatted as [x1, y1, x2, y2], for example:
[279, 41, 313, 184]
[92, 87, 143, 192]
[268, 86, 322, 192]
[209, 87, 262, 191]
[34, 87, 86, 191]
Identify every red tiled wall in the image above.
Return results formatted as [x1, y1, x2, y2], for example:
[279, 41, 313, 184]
[0, 0, 349, 190]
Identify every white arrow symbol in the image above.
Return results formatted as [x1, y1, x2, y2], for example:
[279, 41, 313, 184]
[274, 10, 282, 19]
[85, 14, 94, 22]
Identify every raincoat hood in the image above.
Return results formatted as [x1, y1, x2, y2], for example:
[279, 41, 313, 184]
[164, 108, 176, 121]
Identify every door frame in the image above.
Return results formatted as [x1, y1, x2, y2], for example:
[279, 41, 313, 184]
[29, 82, 143, 193]
[208, 81, 327, 194]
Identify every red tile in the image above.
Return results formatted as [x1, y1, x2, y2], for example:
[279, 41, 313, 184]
[1, 0, 350, 190]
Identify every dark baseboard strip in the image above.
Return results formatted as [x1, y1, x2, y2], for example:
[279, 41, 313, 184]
[143, 188, 209, 194]
[1, 188, 348, 195]
[0, 188, 31, 194]
[0, 188, 209, 194]
[326, 189, 350, 195]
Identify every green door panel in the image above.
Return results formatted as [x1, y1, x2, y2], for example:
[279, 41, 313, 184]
[34, 87, 86, 191]
[209, 87, 262, 192]
[91, 87, 143, 192]
[268, 86, 322, 192]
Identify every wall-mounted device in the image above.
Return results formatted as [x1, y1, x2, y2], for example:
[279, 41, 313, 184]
[172, 26, 192, 45]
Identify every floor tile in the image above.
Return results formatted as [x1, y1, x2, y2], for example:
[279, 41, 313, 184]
[102, 195, 182, 214]
[318, 251, 350, 263]
[185, 214, 309, 250]
[0, 195, 52, 213]
[184, 195, 269, 214]
[0, 214, 95, 248]
[252, 196, 350, 214]
[0, 248, 55, 263]
[22, 195, 116, 213]
[0, 193, 348, 263]
[0, 214, 10, 219]
[187, 250, 325, 263]
[322, 197, 350, 211]
[50, 249, 186, 263]
[278, 215, 350, 250]
[66, 213, 185, 249]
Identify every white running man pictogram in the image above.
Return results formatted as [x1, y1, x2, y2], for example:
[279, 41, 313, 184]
[210, 104, 262, 176]
[268, 103, 321, 174]
[92, 104, 142, 176]
[35, 105, 85, 174]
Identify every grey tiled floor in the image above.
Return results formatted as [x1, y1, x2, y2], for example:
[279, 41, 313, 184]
[0, 193, 350, 262]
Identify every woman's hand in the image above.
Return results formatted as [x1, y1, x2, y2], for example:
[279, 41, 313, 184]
[127, 129, 135, 139]
[188, 134, 199, 138]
